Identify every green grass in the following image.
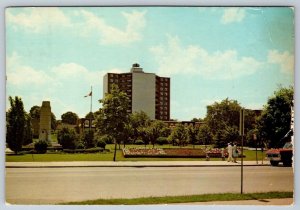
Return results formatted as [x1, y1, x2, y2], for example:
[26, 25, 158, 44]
[6, 144, 266, 162]
[61, 191, 293, 205]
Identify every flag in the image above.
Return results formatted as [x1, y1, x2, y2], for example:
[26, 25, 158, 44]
[84, 91, 92, 97]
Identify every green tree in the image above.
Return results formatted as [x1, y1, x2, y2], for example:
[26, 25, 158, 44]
[57, 127, 79, 149]
[23, 113, 33, 146]
[148, 120, 167, 148]
[205, 98, 255, 148]
[96, 84, 130, 161]
[61, 111, 79, 125]
[257, 86, 293, 148]
[6, 96, 27, 154]
[168, 124, 189, 147]
[196, 124, 212, 147]
[81, 129, 95, 148]
[187, 124, 199, 148]
[29, 105, 57, 130]
[85, 112, 95, 119]
[130, 111, 151, 142]
[121, 123, 134, 147]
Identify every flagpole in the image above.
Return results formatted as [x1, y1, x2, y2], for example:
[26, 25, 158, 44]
[90, 86, 92, 114]
[90, 86, 92, 131]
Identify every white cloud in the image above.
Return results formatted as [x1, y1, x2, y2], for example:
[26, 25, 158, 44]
[150, 35, 262, 79]
[6, 7, 71, 33]
[6, 53, 118, 118]
[267, 50, 294, 74]
[6, 8, 146, 45]
[80, 10, 146, 45]
[52, 63, 102, 86]
[6, 52, 54, 85]
[221, 8, 246, 24]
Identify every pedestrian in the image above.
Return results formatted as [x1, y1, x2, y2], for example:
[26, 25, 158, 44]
[233, 142, 238, 163]
[221, 148, 225, 161]
[227, 142, 233, 162]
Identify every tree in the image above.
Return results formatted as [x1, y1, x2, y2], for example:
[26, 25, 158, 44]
[130, 111, 151, 142]
[85, 112, 95, 119]
[187, 124, 199, 148]
[29, 105, 57, 130]
[6, 96, 27, 154]
[57, 127, 79, 149]
[96, 84, 130, 161]
[147, 120, 167, 148]
[23, 113, 33, 146]
[257, 86, 293, 148]
[205, 98, 255, 148]
[196, 124, 212, 147]
[81, 129, 95, 148]
[61, 111, 79, 125]
[168, 124, 189, 147]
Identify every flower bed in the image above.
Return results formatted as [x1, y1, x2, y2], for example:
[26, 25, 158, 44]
[206, 148, 228, 158]
[123, 148, 207, 158]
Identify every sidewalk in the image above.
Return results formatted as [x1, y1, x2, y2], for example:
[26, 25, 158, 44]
[6, 160, 270, 168]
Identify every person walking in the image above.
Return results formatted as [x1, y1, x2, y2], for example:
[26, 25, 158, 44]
[233, 142, 238, 163]
[227, 142, 233, 162]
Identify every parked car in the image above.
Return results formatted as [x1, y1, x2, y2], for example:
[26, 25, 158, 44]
[266, 141, 293, 167]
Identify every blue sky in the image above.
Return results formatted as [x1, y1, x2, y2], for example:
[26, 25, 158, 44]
[6, 7, 294, 120]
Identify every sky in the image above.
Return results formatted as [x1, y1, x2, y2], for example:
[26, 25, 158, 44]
[5, 7, 294, 121]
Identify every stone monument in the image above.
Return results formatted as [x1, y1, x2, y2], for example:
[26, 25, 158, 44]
[39, 101, 51, 142]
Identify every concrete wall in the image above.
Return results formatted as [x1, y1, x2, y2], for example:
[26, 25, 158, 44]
[103, 74, 108, 98]
[132, 72, 156, 119]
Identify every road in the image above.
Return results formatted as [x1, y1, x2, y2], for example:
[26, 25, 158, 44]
[6, 166, 293, 204]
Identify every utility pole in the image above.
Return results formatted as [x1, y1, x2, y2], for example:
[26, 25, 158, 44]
[239, 109, 245, 194]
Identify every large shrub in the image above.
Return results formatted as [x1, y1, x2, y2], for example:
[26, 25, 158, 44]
[57, 127, 79, 149]
[96, 140, 107, 149]
[82, 130, 95, 148]
[34, 140, 48, 154]
[156, 137, 168, 145]
[135, 139, 144, 145]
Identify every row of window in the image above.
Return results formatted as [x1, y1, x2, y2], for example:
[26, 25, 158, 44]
[157, 77, 169, 82]
[109, 74, 131, 78]
[109, 79, 132, 83]
[159, 82, 169, 87]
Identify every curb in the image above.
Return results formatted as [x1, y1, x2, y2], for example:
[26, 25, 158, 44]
[6, 164, 270, 168]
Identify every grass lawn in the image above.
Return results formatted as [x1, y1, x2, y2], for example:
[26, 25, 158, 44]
[61, 191, 293, 205]
[6, 144, 266, 162]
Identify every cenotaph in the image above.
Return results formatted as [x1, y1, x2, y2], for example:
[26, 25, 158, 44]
[39, 101, 51, 142]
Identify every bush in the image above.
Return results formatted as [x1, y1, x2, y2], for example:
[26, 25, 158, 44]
[63, 148, 103, 153]
[95, 134, 113, 144]
[57, 127, 79, 149]
[34, 140, 48, 154]
[82, 130, 95, 148]
[156, 137, 169, 145]
[76, 141, 85, 149]
[135, 139, 144, 145]
[96, 140, 106, 149]
[85, 147, 103, 153]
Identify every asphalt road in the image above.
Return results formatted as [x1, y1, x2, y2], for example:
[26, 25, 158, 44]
[6, 166, 293, 204]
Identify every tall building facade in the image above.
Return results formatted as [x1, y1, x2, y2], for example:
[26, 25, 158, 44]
[103, 63, 170, 120]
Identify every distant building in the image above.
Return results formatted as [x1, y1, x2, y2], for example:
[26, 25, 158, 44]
[103, 63, 170, 120]
[164, 120, 204, 129]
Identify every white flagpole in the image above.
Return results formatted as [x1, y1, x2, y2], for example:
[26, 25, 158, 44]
[90, 86, 92, 114]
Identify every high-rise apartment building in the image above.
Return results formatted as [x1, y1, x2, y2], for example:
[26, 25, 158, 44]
[103, 63, 170, 120]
